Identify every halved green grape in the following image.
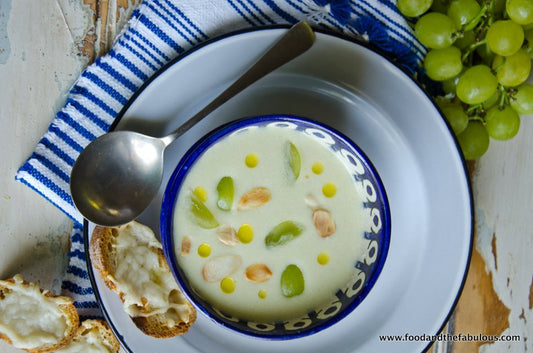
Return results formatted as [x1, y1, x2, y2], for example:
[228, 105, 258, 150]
[492, 49, 532, 87]
[216, 176, 234, 211]
[485, 105, 521, 140]
[397, 0, 433, 17]
[191, 194, 219, 229]
[287, 141, 301, 180]
[486, 20, 524, 56]
[506, 0, 533, 25]
[264, 221, 304, 248]
[424, 46, 463, 81]
[457, 121, 490, 160]
[510, 83, 533, 114]
[440, 101, 469, 134]
[456, 65, 498, 104]
[280, 264, 304, 297]
[447, 0, 481, 29]
[415, 12, 457, 49]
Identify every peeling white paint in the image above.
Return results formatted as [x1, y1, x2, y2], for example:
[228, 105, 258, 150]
[0, 0, 94, 328]
[117, 0, 141, 33]
[0, 0, 12, 64]
[55, 0, 94, 46]
[0, 1, 133, 352]
[95, 0, 141, 57]
[473, 101, 533, 352]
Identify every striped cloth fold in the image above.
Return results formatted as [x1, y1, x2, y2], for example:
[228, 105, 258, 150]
[15, 0, 423, 319]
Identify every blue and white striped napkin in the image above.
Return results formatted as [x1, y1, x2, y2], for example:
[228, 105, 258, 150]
[16, 0, 423, 319]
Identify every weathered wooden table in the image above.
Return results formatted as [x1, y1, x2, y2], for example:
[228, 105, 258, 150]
[1, 1, 531, 352]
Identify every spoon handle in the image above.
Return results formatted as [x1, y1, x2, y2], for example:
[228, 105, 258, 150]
[160, 22, 315, 146]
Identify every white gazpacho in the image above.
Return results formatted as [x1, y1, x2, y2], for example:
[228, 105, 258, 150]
[173, 121, 371, 323]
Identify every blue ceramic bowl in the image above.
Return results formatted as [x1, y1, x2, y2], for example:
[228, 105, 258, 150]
[161, 115, 390, 339]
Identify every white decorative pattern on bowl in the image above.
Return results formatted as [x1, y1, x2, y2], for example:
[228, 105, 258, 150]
[160, 115, 391, 339]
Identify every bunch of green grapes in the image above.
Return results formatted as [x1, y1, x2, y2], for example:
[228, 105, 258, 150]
[397, 0, 533, 159]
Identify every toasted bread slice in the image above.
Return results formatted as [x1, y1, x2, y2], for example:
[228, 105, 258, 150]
[55, 319, 119, 353]
[89, 221, 196, 338]
[0, 274, 79, 353]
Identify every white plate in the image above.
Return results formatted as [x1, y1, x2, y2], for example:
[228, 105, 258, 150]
[85, 26, 472, 353]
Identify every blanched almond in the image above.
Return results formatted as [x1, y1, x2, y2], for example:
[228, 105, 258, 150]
[181, 236, 191, 256]
[245, 263, 272, 283]
[202, 255, 242, 283]
[305, 193, 320, 209]
[237, 187, 271, 210]
[216, 225, 238, 246]
[312, 209, 336, 237]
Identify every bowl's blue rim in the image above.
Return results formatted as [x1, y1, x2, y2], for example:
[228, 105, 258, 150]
[81, 24, 475, 353]
[159, 114, 391, 340]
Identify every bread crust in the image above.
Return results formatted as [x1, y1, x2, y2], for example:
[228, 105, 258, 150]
[0, 275, 79, 353]
[71, 319, 120, 353]
[131, 304, 197, 338]
[89, 226, 119, 293]
[89, 222, 196, 338]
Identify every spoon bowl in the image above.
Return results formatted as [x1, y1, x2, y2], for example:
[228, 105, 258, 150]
[70, 22, 315, 226]
[70, 131, 165, 226]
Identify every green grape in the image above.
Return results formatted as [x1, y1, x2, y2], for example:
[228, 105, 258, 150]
[506, 0, 533, 25]
[447, 0, 481, 29]
[216, 176, 234, 211]
[415, 12, 457, 49]
[442, 75, 460, 95]
[492, 49, 532, 87]
[435, 96, 453, 108]
[524, 29, 533, 58]
[424, 46, 463, 80]
[455, 30, 476, 50]
[190, 194, 219, 229]
[440, 101, 469, 134]
[485, 105, 521, 140]
[510, 83, 533, 114]
[457, 121, 490, 159]
[264, 221, 304, 248]
[287, 141, 301, 180]
[475, 43, 496, 66]
[494, 0, 507, 16]
[486, 20, 524, 56]
[456, 65, 498, 104]
[483, 90, 500, 109]
[280, 265, 304, 297]
[397, 0, 433, 17]
[430, 0, 448, 13]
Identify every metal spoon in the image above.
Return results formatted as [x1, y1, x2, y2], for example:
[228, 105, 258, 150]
[70, 22, 315, 226]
